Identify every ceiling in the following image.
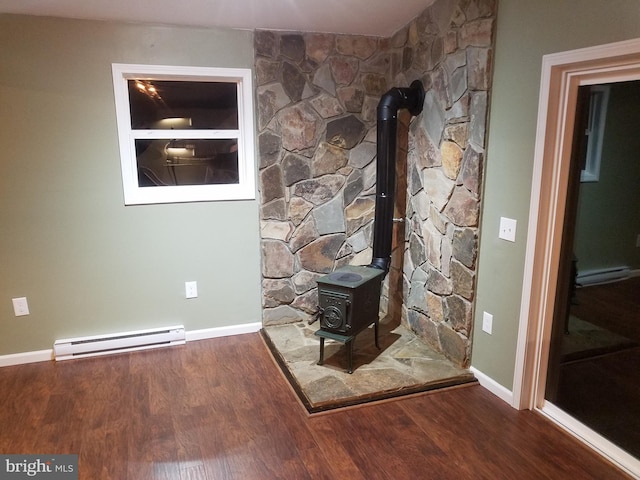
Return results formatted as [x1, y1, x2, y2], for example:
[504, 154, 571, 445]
[0, 0, 436, 37]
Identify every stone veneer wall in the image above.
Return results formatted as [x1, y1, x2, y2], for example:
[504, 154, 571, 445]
[256, 0, 496, 368]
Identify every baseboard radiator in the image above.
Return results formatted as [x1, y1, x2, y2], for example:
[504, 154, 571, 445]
[53, 325, 186, 361]
[576, 266, 630, 287]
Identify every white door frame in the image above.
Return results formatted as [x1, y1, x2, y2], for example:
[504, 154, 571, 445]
[513, 37, 640, 477]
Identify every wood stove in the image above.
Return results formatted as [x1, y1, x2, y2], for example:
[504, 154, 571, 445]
[315, 265, 385, 373]
[314, 81, 425, 373]
[316, 265, 385, 335]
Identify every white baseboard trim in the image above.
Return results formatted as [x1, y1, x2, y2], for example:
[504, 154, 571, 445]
[0, 321, 263, 368]
[470, 366, 515, 407]
[0, 349, 53, 368]
[186, 322, 262, 341]
[540, 401, 640, 478]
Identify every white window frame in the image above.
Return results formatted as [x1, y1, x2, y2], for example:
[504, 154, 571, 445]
[112, 63, 256, 205]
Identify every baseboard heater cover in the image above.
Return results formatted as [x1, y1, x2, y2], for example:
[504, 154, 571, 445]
[53, 325, 186, 361]
[576, 266, 630, 286]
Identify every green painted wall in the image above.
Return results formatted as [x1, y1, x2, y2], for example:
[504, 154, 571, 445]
[0, 15, 261, 355]
[472, 0, 640, 390]
[575, 82, 640, 273]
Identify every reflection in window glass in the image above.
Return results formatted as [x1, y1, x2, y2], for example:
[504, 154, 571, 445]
[135, 139, 238, 186]
[127, 80, 238, 130]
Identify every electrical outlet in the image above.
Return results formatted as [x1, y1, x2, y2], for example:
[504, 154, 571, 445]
[12, 297, 30, 316]
[499, 217, 517, 242]
[482, 311, 493, 334]
[185, 281, 198, 299]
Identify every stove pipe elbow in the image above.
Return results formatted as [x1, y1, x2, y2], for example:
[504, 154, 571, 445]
[368, 80, 425, 274]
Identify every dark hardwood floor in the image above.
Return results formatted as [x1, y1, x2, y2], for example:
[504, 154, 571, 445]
[554, 276, 640, 459]
[571, 276, 640, 343]
[0, 334, 632, 479]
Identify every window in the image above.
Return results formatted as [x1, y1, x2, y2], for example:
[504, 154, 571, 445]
[112, 64, 256, 204]
[581, 85, 610, 183]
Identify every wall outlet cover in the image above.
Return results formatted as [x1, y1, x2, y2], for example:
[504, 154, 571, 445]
[185, 281, 198, 299]
[12, 297, 30, 316]
[499, 217, 517, 242]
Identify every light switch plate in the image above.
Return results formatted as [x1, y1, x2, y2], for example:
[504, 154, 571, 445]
[499, 217, 517, 242]
[482, 311, 493, 334]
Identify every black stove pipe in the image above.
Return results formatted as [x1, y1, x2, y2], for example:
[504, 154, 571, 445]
[368, 80, 425, 273]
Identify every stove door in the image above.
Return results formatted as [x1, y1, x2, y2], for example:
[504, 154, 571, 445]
[318, 289, 350, 333]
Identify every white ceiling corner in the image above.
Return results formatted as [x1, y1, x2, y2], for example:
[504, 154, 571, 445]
[0, 0, 436, 37]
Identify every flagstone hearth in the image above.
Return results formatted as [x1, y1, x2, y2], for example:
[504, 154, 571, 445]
[262, 317, 475, 414]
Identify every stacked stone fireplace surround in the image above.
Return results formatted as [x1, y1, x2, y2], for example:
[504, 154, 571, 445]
[257, 0, 496, 368]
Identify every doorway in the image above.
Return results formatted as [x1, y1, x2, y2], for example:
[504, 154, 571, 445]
[514, 38, 640, 477]
[544, 80, 640, 459]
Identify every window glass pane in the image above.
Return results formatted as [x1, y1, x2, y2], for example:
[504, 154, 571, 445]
[128, 80, 238, 129]
[135, 139, 239, 186]
[113, 64, 255, 204]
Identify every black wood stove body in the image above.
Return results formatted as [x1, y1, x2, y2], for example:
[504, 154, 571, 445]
[315, 265, 385, 373]
[317, 265, 385, 335]
[314, 80, 425, 373]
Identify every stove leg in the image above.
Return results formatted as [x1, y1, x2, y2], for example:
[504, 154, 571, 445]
[348, 338, 354, 374]
[318, 337, 325, 366]
[374, 320, 380, 349]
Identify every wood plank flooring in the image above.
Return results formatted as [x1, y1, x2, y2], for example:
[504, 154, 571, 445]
[555, 276, 640, 459]
[572, 276, 640, 343]
[0, 333, 632, 479]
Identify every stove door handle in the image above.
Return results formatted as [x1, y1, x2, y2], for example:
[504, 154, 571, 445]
[344, 299, 351, 330]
